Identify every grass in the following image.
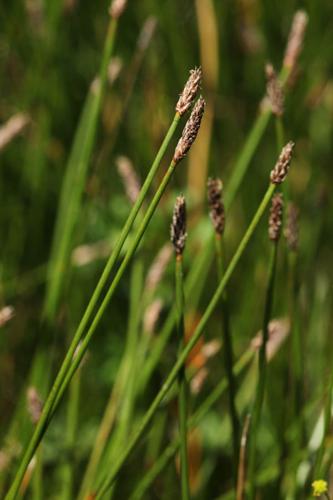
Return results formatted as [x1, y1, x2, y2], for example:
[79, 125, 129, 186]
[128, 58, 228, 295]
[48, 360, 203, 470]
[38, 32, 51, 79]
[1, 2, 333, 499]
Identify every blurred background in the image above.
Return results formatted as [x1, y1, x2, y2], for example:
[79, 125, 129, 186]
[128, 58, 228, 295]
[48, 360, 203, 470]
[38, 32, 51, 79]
[1, 0, 333, 498]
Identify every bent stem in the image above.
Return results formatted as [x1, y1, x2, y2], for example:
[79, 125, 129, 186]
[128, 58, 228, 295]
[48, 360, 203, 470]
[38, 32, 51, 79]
[95, 183, 276, 498]
[247, 242, 278, 500]
[175, 256, 190, 500]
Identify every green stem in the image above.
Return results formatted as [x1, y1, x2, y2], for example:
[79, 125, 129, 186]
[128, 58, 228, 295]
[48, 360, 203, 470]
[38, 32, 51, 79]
[215, 234, 240, 481]
[176, 256, 190, 500]
[95, 183, 276, 498]
[130, 349, 254, 500]
[6, 156, 179, 500]
[248, 242, 278, 500]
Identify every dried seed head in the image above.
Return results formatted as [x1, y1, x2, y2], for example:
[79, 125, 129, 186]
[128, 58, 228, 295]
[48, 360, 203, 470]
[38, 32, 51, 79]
[170, 195, 187, 256]
[173, 97, 205, 164]
[109, 0, 127, 18]
[284, 202, 299, 252]
[176, 67, 202, 116]
[116, 156, 141, 205]
[265, 63, 284, 117]
[145, 244, 173, 293]
[270, 141, 295, 184]
[27, 387, 43, 425]
[207, 178, 225, 235]
[268, 193, 283, 242]
[283, 10, 308, 70]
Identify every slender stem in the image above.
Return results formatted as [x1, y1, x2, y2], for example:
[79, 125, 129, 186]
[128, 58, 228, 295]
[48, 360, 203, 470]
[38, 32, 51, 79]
[175, 256, 190, 500]
[215, 233, 240, 479]
[236, 414, 251, 500]
[248, 242, 278, 500]
[95, 184, 276, 498]
[6, 157, 179, 500]
[130, 349, 254, 500]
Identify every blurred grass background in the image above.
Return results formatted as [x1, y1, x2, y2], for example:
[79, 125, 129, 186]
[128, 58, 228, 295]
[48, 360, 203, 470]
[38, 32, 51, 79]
[1, 0, 333, 498]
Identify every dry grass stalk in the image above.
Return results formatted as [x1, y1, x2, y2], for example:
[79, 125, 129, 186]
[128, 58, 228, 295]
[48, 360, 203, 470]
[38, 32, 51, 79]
[284, 202, 299, 252]
[270, 141, 295, 184]
[26, 387, 43, 425]
[170, 195, 187, 256]
[268, 193, 284, 242]
[283, 10, 308, 70]
[109, 0, 127, 19]
[176, 67, 202, 116]
[0, 113, 30, 152]
[173, 97, 206, 164]
[207, 177, 225, 235]
[265, 63, 284, 117]
[116, 155, 141, 205]
[145, 244, 173, 293]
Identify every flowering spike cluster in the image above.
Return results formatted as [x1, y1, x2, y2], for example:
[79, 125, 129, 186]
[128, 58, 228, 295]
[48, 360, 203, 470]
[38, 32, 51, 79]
[116, 156, 141, 205]
[265, 63, 284, 117]
[284, 202, 299, 252]
[170, 195, 187, 257]
[109, 0, 127, 19]
[283, 10, 308, 70]
[176, 67, 202, 116]
[270, 141, 295, 184]
[173, 97, 206, 164]
[207, 178, 225, 235]
[27, 387, 43, 425]
[268, 193, 283, 242]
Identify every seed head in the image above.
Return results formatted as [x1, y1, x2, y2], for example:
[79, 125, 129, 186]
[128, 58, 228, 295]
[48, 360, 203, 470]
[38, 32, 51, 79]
[27, 387, 43, 425]
[207, 178, 225, 235]
[268, 193, 283, 242]
[170, 195, 187, 256]
[116, 156, 141, 205]
[265, 63, 284, 117]
[284, 202, 299, 252]
[176, 67, 202, 116]
[109, 0, 127, 19]
[270, 141, 295, 184]
[173, 97, 205, 164]
[283, 10, 308, 70]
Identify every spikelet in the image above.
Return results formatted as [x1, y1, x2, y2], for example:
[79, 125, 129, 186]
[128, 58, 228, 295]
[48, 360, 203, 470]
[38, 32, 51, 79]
[27, 387, 43, 425]
[265, 63, 284, 117]
[268, 193, 283, 242]
[116, 156, 141, 205]
[173, 97, 205, 164]
[145, 244, 173, 294]
[176, 67, 202, 116]
[270, 141, 295, 184]
[170, 195, 187, 257]
[0, 113, 29, 152]
[283, 10, 308, 70]
[109, 0, 127, 18]
[207, 178, 225, 235]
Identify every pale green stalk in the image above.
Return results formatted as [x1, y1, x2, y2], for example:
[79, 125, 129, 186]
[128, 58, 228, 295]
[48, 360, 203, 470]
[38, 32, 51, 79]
[95, 183, 276, 498]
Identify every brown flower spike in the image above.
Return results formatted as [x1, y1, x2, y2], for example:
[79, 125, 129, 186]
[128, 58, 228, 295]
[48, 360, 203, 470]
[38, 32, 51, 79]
[283, 10, 308, 70]
[170, 195, 187, 257]
[207, 178, 225, 235]
[176, 67, 202, 116]
[173, 97, 206, 164]
[265, 63, 284, 117]
[270, 141, 295, 184]
[268, 193, 283, 242]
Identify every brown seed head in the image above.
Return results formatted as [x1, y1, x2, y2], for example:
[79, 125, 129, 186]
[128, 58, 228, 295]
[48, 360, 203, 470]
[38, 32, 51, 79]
[207, 178, 225, 235]
[170, 195, 187, 256]
[270, 141, 295, 184]
[284, 202, 299, 252]
[109, 0, 127, 18]
[268, 193, 283, 242]
[283, 10, 308, 70]
[27, 387, 43, 425]
[265, 63, 284, 117]
[173, 97, 205, 164]
[116, 156, 141, 205]
[176, 67, 202, 116]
